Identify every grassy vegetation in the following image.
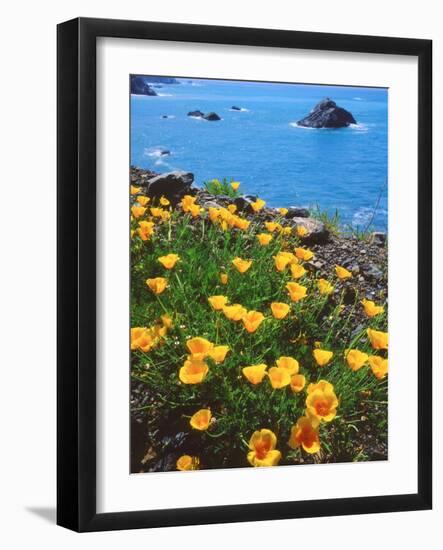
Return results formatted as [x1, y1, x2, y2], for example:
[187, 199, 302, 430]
[203, 177, 241, 198]
[130, 187, 388, 471]
[311, 204, 386, 241]
[310, 204, 342, 237]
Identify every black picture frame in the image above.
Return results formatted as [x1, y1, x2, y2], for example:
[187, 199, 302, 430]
[57, 17, 432, 532]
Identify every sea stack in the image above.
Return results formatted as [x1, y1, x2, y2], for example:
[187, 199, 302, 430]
[297, 98, 356, 128]
[203, 112, 221, 121]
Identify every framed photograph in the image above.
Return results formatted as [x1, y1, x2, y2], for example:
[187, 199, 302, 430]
[57, 17, 432, 532]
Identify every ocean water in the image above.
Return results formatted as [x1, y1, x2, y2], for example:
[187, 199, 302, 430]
[131, 78, 388, 230]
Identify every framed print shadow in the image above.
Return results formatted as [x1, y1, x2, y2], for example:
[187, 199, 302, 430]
[57, 17, 432, 532]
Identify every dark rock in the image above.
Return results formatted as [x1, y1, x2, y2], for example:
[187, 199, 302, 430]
[350, 324, 366, 340]
[146, 171, 194, 204]
[149, 453, 177, 472]
[161, 115, 169, 119]
[343, 286, 357, 305]
[200, 200, 224, 209]
[285, 207, 310, 219]
[360, 263, 383, 281]
[231, 106, 242, 111]
[297, 98, 356, 128]
[233, 195, 257, 212]
[131, 166, 158, 186]
[159, 149, 170, 156]
[161, 432, 188, 451]
[130, 76, 157, 96]
[306, 260, 325, 272]
[290, 217, 330, 244]
[370, 232, 387, 246]
[187, 110, 204, 118]
[203, 112, 221, 121]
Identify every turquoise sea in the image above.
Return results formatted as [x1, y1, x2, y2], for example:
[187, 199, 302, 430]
[131, 78, 388, 230]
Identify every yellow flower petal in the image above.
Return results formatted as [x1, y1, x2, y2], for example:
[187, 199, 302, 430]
[186, 337, 214, 357]
[367, 328, 388, 350]
[290, 263, 307, 279]
[222, 304, 247, 321]
[247, 429, 281, 467]
[131, 205, 147, 219]
[361, 298, 385, 317]
[176, 455, 199, 471]
[146, 277, 168, 295]
[208, 295, 228, 311]
[346, 349, 369, 371]
[251, 198, 266, 212]
[296, 225, 308, 237]
[207, 345, 230, 363]
[335, 265, 352, 279]
[288, 416, 320, 453]
[290, 374, 306, 393]
[257, 233, 273, 246]
[242, 310, 265, 333]
[312, 349, 333, 367]
[268, 367, 291, 389]
[158, 253, 180, 269]
[242, 364, 267, 385]
[317, 278, 334, 295]
[368, 355, 388, 379]
[295, 247, 314, 261]
[276, 356, 299, 375]
[232, 257, 252, 273]
[306, 387, 338, 422]
[179, 358, 209, 384]
[190, 409, 212, 431]
[286, 282, 307, 302]
[270, 302, 290, 319]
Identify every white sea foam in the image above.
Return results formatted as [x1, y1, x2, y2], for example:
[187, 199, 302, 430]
[144, 147, 171, 158]
[289, 122, 316, 130]
[156, 93, 173, 97]
[352, 207, 373, 226]
[353, 97, 363, 101]
[229, 107, 249, 112]
[349, 123, 368, 132]
[188, 116, 223, 121]
[352, 206, 387, 227]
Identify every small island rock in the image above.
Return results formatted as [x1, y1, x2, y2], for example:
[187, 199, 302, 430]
[187, 110, 204, 118]
[297, 98, 356, 128]
[203, 112, 221, 121]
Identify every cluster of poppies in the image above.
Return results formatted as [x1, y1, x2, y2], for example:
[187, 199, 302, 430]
[130, 183, 388, 471]
[130, 314, 172, 353]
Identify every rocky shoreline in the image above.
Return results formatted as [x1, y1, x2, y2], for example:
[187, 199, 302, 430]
[131, 165, 387, 341]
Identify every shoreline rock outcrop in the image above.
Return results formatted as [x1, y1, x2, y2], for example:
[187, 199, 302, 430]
[297, 98, 356, 128]
[187, 110, 221, 121]
[134, 169, 194, 206]
[131, 166, 329, 243]
[130, 76, 157, 96]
